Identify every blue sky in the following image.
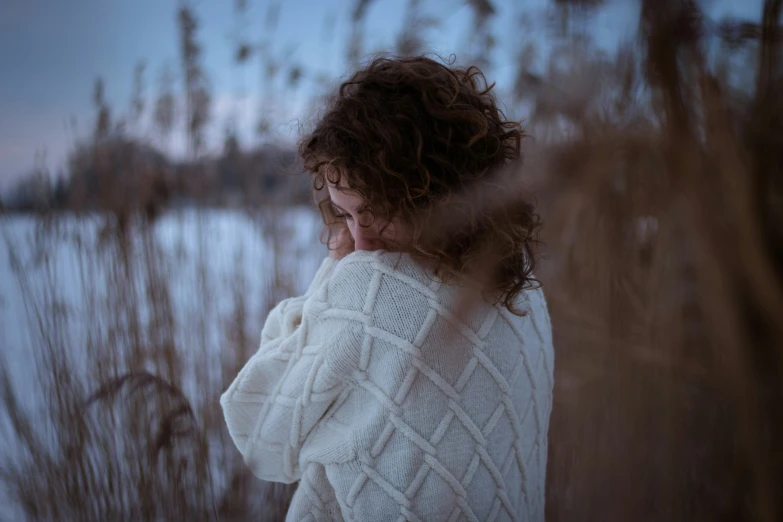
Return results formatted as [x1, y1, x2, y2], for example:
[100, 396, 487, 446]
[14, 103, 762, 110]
[0, 0, 762, 190]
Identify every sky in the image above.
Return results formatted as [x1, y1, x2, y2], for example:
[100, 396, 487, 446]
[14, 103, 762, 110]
[0, 0, 763, 191]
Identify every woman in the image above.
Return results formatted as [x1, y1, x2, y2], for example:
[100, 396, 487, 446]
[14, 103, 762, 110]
[221, 56, 554, 521]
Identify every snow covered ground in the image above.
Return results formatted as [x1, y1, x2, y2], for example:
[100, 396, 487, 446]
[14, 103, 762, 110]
[1, 208, 323, 375]
[0, 208, 325, 518]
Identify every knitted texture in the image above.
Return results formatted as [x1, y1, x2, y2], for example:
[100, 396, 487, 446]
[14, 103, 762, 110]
[221, 250, 555, 521]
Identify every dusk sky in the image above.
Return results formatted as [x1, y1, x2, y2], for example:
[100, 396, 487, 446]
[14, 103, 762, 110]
[0, 0, 761, 191]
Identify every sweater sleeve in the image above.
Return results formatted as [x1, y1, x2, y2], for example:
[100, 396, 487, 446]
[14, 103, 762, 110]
[220, 255, 364, 483]
[254, 257, 338, 355]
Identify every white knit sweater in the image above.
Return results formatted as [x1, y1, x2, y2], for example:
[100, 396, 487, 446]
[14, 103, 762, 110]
[221, 250, 554, 521]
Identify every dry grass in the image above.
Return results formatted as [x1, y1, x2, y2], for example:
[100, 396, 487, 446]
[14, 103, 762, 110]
[2, 0, 782, 521]
[530, 2, 783, 520]
[0, 209, 308, 521]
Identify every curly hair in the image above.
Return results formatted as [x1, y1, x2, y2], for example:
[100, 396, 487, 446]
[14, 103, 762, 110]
[298, 55, 541, 314]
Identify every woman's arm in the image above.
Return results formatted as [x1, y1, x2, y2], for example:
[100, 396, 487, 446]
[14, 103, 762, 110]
[256, 257, 338, 355]
[259, 228, 352, 352]
[220, 254, 364, 483]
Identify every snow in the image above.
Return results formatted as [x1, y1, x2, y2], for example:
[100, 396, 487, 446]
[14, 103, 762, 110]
[0, 208, 325, 518]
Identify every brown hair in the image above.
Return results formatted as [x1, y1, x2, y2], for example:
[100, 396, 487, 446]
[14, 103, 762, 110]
[298, 55, 540, 313]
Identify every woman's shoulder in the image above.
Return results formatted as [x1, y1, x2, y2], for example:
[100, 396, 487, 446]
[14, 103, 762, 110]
[332, 250, 437, 293]
[327, 251, 552, 335]
[322, 251, 441, 337]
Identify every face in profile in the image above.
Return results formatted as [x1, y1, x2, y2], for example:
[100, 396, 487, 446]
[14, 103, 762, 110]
[327, 179, 410, 252]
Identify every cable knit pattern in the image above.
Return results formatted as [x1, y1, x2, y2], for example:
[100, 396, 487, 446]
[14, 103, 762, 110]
[221, 250, 555, 521]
